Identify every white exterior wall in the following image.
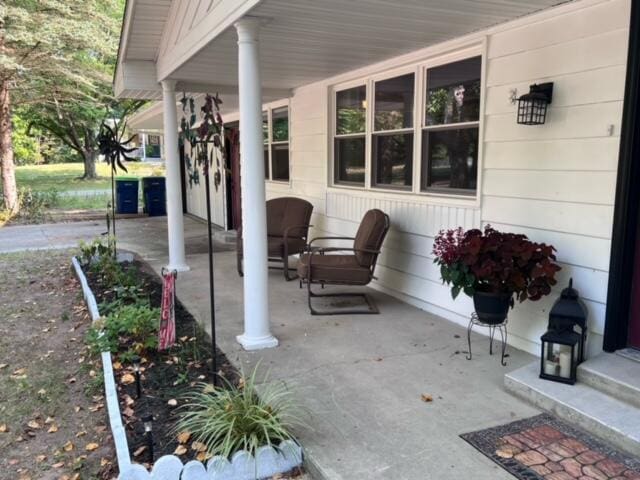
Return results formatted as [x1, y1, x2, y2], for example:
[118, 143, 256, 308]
[191, 0, 630, 357]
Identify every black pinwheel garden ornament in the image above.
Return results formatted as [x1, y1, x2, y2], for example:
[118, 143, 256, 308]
[97, 120, 137, 246]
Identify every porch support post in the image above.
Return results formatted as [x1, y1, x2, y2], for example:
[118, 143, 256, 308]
[235, 17, 278, 350]
[161, 79, 189, 272]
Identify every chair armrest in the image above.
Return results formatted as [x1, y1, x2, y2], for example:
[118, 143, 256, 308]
[308, 236, 355, 247]
[313, 246, 381, 255]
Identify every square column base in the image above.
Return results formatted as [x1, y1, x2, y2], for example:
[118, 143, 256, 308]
[236, 333, 279, 351]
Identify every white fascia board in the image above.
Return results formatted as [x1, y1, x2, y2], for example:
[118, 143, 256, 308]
[156, 0, 262, 82]
[114, 60, 160, 99]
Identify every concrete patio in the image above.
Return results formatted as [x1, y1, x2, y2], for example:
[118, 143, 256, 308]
[115, 215, 540, 479]
[0, 215, 542, 479]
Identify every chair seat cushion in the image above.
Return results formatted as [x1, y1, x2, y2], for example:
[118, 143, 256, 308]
[297, 254, 371, 284]
[238, 236, 306, 258]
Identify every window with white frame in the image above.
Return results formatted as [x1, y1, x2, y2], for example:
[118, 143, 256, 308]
[334, 85, 366, 185]
[263, 106, 290, 181]
[331, 54, 482, 196]
[373, 73, 414, 189]
[422, 56, 481, 193]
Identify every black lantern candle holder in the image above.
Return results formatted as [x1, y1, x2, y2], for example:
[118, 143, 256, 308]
[142, 413, 154, 462]
[517, 82, 554, 125]
[539, 278, 588, 385]
[131, 354, 142, 399]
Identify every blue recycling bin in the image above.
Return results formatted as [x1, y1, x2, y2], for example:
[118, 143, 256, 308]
[142, 176, 166, 217]
[115, 177, 139, 214]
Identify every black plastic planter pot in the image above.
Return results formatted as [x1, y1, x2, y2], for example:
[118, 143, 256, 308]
[473, 291, 511, 324]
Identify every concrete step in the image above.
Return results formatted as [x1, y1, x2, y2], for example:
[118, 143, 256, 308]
[505, 362, 640, 457]
[578, 352, 640, 409]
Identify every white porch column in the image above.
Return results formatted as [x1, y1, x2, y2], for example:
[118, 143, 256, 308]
[235, 18, 278, 350]
[161, 80, 189, 272]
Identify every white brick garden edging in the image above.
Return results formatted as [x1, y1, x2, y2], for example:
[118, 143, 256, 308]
[72, 256, 132, 471]
[72, 256, 304, 479]
[118, 440, 303, 480]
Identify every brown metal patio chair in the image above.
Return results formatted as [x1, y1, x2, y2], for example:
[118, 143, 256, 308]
[237, 196, 313, 281]
[297, 209, 390, 315]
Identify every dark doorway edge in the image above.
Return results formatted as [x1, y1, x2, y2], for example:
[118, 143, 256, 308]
[604, 0, 640, 352]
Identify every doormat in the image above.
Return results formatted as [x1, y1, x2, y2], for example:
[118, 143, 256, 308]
[460, 414, 640, 479]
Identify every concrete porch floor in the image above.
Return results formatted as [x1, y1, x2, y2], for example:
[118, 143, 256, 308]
[116, 215, 541, 479]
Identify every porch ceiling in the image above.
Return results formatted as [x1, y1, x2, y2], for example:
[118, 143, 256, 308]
[169, 0, 566, 90]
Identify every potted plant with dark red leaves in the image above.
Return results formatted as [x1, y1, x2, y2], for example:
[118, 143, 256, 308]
[433, 225, 561, 324]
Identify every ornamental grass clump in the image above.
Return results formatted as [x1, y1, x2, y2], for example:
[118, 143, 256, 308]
[175, 366, 302, 460]
[433, 225, 561, 302]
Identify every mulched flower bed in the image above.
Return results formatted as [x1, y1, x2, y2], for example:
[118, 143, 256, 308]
[85, 259, 240, 464]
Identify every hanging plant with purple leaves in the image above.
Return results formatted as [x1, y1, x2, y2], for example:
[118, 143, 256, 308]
[179, 93, 225, 189]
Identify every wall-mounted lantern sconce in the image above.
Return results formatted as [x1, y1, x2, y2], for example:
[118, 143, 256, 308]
[517, 82, 554, 125]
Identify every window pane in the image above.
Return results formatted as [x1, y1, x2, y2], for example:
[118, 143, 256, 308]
[262, 111, 268, 143]
[335, 137, 365, 185]
[422, 127, 478, 191]
[336, 86, 366, 135]
[272, 107, 288, 142]
[374, 73, 414, 131]
[264, 145, 269, 179]
[271, 144, 289, 181]
[426, 57, 481, 126]
[372, 133, 413, 188]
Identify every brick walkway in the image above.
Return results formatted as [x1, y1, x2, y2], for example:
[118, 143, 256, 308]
[495, 424, 640, 479]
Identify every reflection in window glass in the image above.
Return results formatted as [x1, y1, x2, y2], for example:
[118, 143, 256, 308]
[336, 86, 366, 135]
[422, 127, 478, 191]
[372, 133, 413, 188]
[264, 145, 269, 179]
[335, 137, 365, 185]
[426, 57, 481, 126]
[272, 107, 289, 142]
[374, 73, 414, 131]
[262, 111, 268, 143]
[271, 144, 289, 181]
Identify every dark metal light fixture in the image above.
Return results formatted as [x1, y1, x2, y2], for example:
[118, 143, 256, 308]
[142, 414, 154, 462]
[131, 355, 142, 399]
[517, 82, 554, 125]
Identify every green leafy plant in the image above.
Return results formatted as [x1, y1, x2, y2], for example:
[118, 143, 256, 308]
[175, 366, 302, 460]
[86, 302, 160, 356]
[433, 225, 561, 302]
[16, 187, 59, 223]
[78, 236, 115, 266]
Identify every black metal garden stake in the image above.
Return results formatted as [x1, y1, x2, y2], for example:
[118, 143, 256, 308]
[179, 93, 225, 387]
[131, 355, 142, 399]
[141, 414, 154, 462]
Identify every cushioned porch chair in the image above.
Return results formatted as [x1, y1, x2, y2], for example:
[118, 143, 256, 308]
[297, 209, 390, 315]
[237, 197, 313, 281]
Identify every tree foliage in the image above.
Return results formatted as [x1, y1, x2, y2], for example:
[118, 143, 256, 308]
[1, 0, 141, 189]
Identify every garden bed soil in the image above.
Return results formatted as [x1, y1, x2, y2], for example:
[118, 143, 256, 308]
[85, 258, 307, 478]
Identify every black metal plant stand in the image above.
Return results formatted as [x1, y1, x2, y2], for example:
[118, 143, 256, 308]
[466, 313, 508, 366]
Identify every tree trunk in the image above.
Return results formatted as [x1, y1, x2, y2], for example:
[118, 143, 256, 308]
[82, 148, 97, 179]
[0, 79, 18, 213]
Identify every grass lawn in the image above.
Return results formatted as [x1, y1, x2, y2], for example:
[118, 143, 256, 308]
[15, 162, 165, 193]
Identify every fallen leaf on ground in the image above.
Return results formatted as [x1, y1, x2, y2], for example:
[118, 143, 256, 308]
[174, 445, 188, 455]
[63, 441, 74, 452]
[0, 424, 8, 433]
[0, 363, 7, 369]
[67, 377, 76, 384]
[47, 424, 58, 433]
[122, 407, 135, 418]
[100, 458, 111, 467]
[167, 399, 178, 407]
[27, 420, 41, 429]
[123, 394, 135, 406]
[421, 393, 433, 403]
[191, 441, 207, 452]
[177, 431, 191, 444]
[44, 416, 55, 424]
[74, 406, 82, 413]
[75, 431, 86, 438]
[85, 442, 99, 451]
[37, 389, 47, 395]
[112, 361, 122, 370]
[121, 373, 135, 385]
[35, 455, 46, 462]
[133, 446, 147, 457]
[196, 451, 212, 462]
[52, 462, 65, 468]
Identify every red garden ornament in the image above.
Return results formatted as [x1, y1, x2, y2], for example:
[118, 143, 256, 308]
[159, 268, 177, 351]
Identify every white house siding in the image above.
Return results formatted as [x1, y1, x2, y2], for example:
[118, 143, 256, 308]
[186, 0, 630, 357]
